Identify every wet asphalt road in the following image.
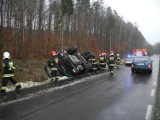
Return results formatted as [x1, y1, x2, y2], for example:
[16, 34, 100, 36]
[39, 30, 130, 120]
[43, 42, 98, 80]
[0, 55, 159, 120]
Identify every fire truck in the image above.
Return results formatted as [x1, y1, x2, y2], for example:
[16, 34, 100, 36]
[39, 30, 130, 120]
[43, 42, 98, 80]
[133, 49, 147, 57]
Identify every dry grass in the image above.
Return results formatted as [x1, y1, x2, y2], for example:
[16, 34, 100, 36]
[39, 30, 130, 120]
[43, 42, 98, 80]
[12, 59, 48, 83]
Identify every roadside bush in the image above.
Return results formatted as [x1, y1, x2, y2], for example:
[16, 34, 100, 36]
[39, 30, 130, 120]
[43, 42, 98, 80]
[13, 59, 48, 83]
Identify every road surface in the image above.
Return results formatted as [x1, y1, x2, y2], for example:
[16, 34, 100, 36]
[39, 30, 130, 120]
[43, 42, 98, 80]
[0, 55, 159, 120]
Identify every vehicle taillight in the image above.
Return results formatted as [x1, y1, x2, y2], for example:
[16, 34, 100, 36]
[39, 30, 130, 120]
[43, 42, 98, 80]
[148, 64, 151, 68]
[131, 64, 134, 67]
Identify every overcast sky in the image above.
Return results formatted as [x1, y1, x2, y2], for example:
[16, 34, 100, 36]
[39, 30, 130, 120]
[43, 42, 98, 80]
[103, 0, 160, 45]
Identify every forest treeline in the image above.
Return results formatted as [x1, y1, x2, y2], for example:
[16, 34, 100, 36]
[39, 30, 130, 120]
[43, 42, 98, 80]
[0, 0, 155, 61]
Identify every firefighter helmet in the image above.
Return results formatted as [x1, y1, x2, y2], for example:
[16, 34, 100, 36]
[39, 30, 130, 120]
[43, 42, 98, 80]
[110, 51, 114, 56]
[101, 52, 107, 56]
[51, 51, 57, 56]
[3, 52, 10, 59]
[99, 52, 107, 56]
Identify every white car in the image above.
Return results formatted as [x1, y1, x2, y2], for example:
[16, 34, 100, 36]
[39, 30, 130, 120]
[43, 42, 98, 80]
[125, 57, 135, 66]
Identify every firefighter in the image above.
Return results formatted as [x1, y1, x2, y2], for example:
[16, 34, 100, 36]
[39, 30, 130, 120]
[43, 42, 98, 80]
[116, 54, 121, 69]
[107, 51, 116, 75]
[99, 52, 107, 68]
[1, 52, 21, 96]
[48, 51, 59, 84]
[88, 55, 99, 71]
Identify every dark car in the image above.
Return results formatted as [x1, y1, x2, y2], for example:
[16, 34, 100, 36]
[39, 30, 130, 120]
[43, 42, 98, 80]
[131, 56, 153, 74]
[45, 47, 93, 78]
[58, 48, 92, 76]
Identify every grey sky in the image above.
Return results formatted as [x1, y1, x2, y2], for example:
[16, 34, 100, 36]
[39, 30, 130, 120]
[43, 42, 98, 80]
[103, 0, 160, 45]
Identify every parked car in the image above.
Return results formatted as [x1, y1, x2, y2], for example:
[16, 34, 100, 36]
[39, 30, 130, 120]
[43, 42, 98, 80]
[131, 56, 153, 74]
[125, 57, 135, 66]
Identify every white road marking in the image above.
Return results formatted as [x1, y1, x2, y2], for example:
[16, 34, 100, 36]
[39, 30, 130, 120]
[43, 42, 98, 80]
[145, 105, 152, 120]
[151, 89, 155, 97]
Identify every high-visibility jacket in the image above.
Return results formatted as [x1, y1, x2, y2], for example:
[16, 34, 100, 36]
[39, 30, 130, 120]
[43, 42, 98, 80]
[48, 56, 59, 70]
[2, 59, 15, 77]
[107, 55, 116, 66]
[89, 58, 98, 65]
[99, 56, 107, 63]
[116, 57, 121, 63]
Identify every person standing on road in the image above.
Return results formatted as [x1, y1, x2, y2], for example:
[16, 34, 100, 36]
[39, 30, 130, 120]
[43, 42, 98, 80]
[98, 52, 107, 68]
[116, 53, 121, 68]
[48, 51, 59, 84]
[107, 51, 116, 73]
[1, 52, 21, 96]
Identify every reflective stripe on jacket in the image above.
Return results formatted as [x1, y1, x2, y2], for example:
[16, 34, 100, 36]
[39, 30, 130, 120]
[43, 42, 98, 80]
[109, 64, 115, 67]
[3, 74, 14, 77]
[50, 68, 58, 70]
[48, 56, 59, 68]
[1, 87, 7, 91]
